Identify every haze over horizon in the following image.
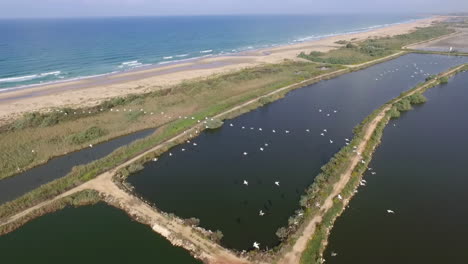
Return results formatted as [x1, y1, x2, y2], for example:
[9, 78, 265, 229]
[1, 0, 467, 18]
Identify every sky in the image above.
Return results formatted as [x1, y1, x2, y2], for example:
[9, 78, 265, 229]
[0, 0, 467, 18]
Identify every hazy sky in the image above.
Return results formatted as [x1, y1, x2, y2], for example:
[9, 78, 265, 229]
[0, 0, 467, 18]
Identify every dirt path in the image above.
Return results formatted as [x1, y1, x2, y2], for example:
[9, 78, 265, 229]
[1, 68, 351, 264]
[277, 64, 466, 264]
[1, 59, 464, 263]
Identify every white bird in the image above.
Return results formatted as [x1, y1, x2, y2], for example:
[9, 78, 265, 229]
[306, 129, 310, 132]
[329, 139, 334, 144]
[259, 210, 265, 216]
[449, 46, 453, 52]
[285, 130, 290, 134]
[243, 180, 248, 186]
[327, 114, 330, 117]
[230, 123, 233, 127]
[323, 129, 327, 132]
[333, 110, 338, 113]
[345, 138, 350, 142]
[169, 153, 173, 156]
[259, 128, 262, 131]
[320, 133, 325, 136]
[371, 172, 377, 175]
[250, 127, 254, 130]
[260, 147, 264, 151]
[31, 150, 35, 153]
[361, 160, 366, 164]
[272, 129, 276, 133]
[331, 252, 338, 257]
[337, 194, 343, 200]
[193, 143, 197, 146]
[387, 209, 395, 214]
[89, 144, 93, 148]
[319, 109, 322, 112]
[243, 152, 248, 156]
[275, 181, 280, 186]
[242, 126, 245, 129]
[253, 242, 260, 249]
[264, 143, 269, 147]
[182, 148, 186, 152]
[153, 158, 158, 162]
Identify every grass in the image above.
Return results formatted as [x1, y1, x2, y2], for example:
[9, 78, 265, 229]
[299, 23, 455, 65]
[0, 62, 345, 221]
[0, 61, 341, 180]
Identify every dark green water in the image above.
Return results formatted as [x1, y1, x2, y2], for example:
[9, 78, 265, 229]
[128, 54, 468, 250]
[0, 203, 200, 264]
[324, 71, 468, 263]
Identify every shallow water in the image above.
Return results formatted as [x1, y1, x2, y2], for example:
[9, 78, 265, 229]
[324, 71, 468, 263]
[0, 203, 200, 264]
[0, 128, 155, 204]
[127, 54, 468, 250]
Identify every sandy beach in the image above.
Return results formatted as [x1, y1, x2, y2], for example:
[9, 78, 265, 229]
[0, 16, 445, 125]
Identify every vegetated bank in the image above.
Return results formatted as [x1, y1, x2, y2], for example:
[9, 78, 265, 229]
[0, 19, 460, 182]
[299, 23, 455, 65]
[0, 62, 346, 228]
[0, 24, 464, 261]
[296, 64, 468, 264]
[0, 61, 342, 181]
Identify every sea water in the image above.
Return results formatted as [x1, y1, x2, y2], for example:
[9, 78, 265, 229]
[0, 14, 422, 89]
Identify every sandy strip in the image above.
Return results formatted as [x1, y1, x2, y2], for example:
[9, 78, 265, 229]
[0, 16, 446, 125]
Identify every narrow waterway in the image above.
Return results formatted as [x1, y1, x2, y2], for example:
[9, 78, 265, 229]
[0, 128, 155, 203]
[127, 54, 468, 250]
[0, 203, 200, 264]
[324, 70, 468, 263]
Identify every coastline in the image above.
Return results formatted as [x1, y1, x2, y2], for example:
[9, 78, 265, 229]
[0, 16, 445, 126]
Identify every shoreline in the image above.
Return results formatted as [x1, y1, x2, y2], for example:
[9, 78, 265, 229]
[0, 16, 426, 93]
[0, 15, 446, 125]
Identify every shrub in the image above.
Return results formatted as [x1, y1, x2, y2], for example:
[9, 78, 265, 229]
[439, 76, 449, 84]
[69, 126, 108, 145]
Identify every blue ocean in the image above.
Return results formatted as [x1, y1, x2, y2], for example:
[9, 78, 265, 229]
[0, 14, 423, 90]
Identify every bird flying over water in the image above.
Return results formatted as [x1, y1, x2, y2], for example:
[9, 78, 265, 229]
[243, 180, 248, 186]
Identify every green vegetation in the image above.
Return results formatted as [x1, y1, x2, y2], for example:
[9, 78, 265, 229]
[295, 65, 467, 264]
[0, 61, 342, 180]
[299, 24, 454, 65]
[69, 126, 108, 145]
[0, 62, 344, 221]
[334, 40, 348, 45]
[439, 76, 449, 84]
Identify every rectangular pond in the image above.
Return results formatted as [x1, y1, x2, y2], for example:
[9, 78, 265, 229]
[126, 54, 468, 250]
[324, 70, 468, 263]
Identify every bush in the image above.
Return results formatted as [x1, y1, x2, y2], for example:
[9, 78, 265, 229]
[394, 98, 412, 112]
[408, 93, 427, 104]
[335, 40, 348, 45]
[209, 230, 224, 243]
[439, 76, 449, 84]
[69, 126, 108, 145]
[184, 217, 200, 226]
